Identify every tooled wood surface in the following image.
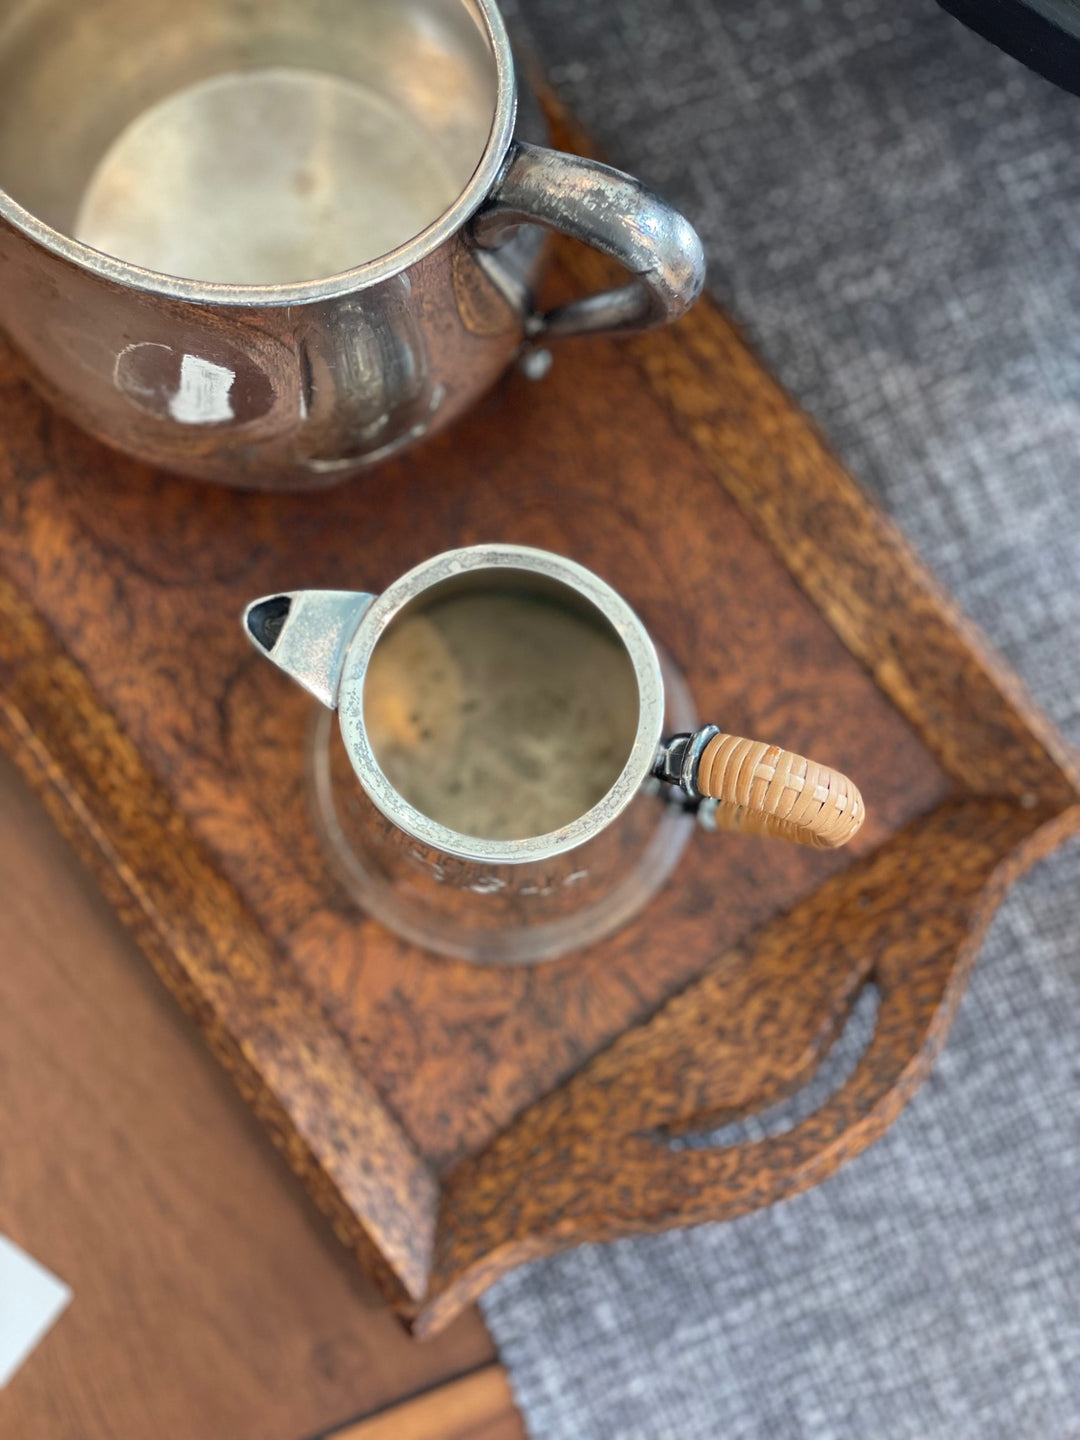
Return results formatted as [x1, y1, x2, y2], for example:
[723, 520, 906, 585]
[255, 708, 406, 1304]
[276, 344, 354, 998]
[0, 297, 946, 1166]
[0, 232, 1076, 1333]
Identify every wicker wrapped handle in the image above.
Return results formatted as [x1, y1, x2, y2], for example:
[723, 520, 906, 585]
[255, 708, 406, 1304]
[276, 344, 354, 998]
[697, 732, 864, 848]
[655, 728, 864, 849]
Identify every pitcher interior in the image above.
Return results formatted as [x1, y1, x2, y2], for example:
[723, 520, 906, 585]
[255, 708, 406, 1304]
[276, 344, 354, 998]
[0, 0, 500, 283]
[363, 571, 643, 842]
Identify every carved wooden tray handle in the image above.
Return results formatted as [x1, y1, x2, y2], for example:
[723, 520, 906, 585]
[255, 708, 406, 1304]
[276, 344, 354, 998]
[424, 798, 1067, 1336]
[656, 727, 865, 849]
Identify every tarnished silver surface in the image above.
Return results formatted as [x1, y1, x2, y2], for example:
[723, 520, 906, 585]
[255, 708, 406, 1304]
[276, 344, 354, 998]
[74, 67, 471, 286]
[474, 142, 707, 337]
[243, 590, 375, 710]
[309, 706, 695, 965]
[0, 0, 705, 489]
[245, 544, 698, 962]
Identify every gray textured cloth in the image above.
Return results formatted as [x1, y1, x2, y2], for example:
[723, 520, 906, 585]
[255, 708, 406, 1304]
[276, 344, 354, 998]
[479, 3, 1080, 1436]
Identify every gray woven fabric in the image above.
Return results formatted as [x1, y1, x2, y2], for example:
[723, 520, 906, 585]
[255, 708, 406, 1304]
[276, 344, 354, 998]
[479, 3, 1080, 1436]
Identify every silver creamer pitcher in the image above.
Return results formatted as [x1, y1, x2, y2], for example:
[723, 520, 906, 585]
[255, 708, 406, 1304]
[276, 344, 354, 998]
[0, 0, 705, 488]
[245, 546, 865, 963]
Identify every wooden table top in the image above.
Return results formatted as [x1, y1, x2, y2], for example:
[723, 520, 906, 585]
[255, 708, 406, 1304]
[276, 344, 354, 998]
[0, 750, 524, 1440]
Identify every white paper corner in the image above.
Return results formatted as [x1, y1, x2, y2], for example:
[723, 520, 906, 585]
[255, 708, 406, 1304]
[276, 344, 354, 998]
[0, 1234, 72, 1388]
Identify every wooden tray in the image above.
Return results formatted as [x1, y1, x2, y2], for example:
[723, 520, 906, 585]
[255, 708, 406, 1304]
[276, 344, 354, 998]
[1, 201, 1077, 1338]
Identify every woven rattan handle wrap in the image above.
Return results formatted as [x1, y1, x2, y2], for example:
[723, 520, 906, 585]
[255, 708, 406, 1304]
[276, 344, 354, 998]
[696, 733, 864, 849]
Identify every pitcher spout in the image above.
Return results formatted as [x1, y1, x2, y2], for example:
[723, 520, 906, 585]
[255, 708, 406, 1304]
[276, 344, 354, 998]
[243, 590, 375, 709]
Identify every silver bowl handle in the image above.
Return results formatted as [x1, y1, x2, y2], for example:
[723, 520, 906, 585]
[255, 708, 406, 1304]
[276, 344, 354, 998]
[471, 141, 706, 339]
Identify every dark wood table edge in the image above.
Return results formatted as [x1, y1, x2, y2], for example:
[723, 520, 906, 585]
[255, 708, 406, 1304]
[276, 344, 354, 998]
[309, 1362, 519, 1440]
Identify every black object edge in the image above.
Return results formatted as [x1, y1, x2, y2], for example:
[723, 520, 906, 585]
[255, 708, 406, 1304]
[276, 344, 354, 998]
[938, 0, 1080, 95]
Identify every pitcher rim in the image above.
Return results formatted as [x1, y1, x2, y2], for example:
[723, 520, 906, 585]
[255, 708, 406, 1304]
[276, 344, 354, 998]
[336, 545, 668, 866]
